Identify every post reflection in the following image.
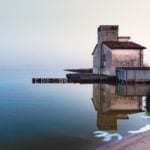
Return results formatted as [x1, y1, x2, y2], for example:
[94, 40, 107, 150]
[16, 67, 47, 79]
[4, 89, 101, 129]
[92, 84, 148, 131]
[145, 96, 150, 116]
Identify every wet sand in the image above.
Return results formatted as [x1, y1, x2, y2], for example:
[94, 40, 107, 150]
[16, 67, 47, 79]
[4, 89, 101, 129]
[99, 131, 150, 150]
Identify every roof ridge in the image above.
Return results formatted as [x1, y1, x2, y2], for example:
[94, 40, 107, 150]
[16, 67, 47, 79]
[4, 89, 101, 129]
[102, 41, 146, 49]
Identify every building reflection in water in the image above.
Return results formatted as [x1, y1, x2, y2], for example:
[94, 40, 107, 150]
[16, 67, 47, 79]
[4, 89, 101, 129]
[145, 96, 150, 116]
[92, 84, 150, 131]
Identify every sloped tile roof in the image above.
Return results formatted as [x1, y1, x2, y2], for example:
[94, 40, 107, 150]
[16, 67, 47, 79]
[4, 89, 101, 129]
[103, 41, 146, 49]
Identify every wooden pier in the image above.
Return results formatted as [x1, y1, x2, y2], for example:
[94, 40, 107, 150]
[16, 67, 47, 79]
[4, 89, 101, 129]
[32, 78, 68, 84]
[32, 78, 103, 84]
[32, 74, 118, 84]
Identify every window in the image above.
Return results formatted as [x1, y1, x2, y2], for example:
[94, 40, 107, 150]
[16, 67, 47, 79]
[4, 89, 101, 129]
[101, 54, 106, 67]
[103, 54, 106, 61]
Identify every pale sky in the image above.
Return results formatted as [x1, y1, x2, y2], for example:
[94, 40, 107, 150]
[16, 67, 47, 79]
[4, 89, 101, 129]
[0, 0, 150, 71]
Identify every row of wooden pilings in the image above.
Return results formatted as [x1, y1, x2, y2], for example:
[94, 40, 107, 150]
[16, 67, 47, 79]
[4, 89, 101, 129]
[32, 78, 68, 83]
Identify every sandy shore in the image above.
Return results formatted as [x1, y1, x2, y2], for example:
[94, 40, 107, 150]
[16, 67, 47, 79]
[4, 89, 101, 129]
[99, 131, 150, 150]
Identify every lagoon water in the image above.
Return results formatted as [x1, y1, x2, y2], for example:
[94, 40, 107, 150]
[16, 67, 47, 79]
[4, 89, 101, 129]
[0, 71, 150, 150]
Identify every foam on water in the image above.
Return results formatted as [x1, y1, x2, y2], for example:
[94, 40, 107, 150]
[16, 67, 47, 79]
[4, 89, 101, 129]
[94, 131, 123, 142]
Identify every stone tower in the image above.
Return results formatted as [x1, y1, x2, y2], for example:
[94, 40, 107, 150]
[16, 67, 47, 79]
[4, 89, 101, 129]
[98, 25, 118, 43]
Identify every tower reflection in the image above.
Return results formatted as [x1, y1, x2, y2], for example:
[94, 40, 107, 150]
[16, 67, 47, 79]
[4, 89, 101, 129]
[92, 84, 150, 130]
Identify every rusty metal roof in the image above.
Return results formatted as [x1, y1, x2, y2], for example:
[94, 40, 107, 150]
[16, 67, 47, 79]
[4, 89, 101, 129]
[103, 41, 146, 49]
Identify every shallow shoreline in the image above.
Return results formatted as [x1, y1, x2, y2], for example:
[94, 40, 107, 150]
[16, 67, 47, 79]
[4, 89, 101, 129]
[99, 131, 150, 150]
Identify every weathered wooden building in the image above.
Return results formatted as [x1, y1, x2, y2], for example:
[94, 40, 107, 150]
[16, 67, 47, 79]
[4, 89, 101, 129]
[92, 25, 146, 76]
[116, 67, 150, 83]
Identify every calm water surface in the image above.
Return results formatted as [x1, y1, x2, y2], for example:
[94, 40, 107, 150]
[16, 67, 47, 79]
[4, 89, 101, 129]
[0, 71, 150, 150]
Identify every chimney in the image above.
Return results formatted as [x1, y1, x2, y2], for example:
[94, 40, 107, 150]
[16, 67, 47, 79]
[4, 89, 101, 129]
[118, 36, 130, 42]
[98, 25, 118, 43]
